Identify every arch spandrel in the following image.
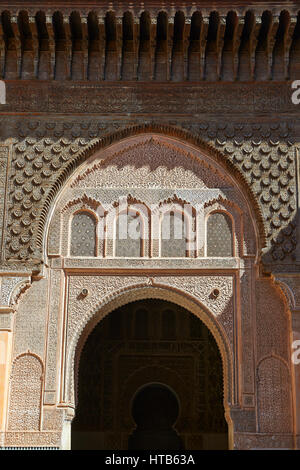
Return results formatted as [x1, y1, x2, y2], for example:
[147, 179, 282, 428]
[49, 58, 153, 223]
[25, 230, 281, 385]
[63, 279, 234, 413]
[7, 353, 43, 432]
[120, 367, 189, 433]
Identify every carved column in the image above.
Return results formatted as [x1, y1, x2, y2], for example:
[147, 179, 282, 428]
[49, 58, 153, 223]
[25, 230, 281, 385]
[81, 16, 88, 81]
[0, 306, 13, 443]
[0, 145, 9, 262]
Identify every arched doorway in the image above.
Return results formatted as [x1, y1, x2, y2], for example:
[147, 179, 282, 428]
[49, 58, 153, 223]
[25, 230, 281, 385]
[71, 299, 228, 450]
[128, 383, 184, 450]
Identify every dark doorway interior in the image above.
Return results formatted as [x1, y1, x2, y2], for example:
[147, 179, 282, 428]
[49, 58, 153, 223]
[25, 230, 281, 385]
[128, 383, 184, 450]
[72, 299, 228, 450]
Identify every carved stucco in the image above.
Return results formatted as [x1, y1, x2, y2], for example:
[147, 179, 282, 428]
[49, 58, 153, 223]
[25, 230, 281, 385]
[4, 269, 294, 448]
[47, 134, 257, 260]
[65, 276, 234, 408]
[257, 355, 293, 434]
[4, 122, 294, 266]
[119, 364, 191, 432]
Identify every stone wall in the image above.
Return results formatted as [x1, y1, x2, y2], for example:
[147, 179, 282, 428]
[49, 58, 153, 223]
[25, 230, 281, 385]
[0, 0, 299, 451]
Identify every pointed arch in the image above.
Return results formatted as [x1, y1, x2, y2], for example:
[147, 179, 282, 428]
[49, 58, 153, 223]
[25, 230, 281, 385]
[64, 282, 234, 419]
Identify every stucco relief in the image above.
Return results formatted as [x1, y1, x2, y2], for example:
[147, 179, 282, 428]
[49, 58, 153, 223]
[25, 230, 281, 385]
[4, 431, 61, 448]
[257, 356, 293, 434]
[12, 278, 49, 358]
[5, 352, 65, 447]
[0, 313, 13, 330]
[240, 270, 255, 395]
[71, 136, 232, 190]
[64, 275, 234, 407]
[255, 278, 290, 363]
[275, 276, 300, 310]
[2, 119, 296, 266]
[0, 118, 296, 449]
[47, 134, 256, 260]
[254, 279, 294, 438]
[0, 276, 30, 306]
[233, 432, 294, 450]
[0, 2, 297, 450]
[7, 353, 43, 432]
[44, 269, 64, 396]
[42, 408, 64, 432]
[153, 276, 234, 343]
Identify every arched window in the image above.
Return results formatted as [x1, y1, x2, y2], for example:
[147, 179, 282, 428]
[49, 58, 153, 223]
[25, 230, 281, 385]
[115, 210, 143, 257]
[161, 211, 187, 257]
[206, 212, 233, 257]
[70, 211, 97, 256]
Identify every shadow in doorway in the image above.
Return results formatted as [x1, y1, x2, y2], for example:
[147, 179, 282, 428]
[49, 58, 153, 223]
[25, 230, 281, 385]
[128, 383, 184, 450]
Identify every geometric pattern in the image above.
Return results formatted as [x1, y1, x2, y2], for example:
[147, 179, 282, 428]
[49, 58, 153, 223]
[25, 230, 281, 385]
[70, 212, 96, 257]
[207, 212, 233, 257]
